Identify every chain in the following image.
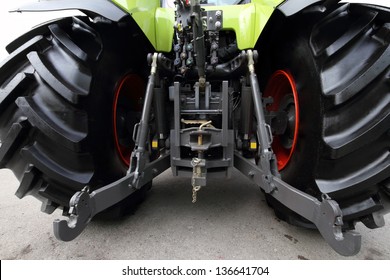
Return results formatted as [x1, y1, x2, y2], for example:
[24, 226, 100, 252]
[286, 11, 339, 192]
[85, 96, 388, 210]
[191, 157, 203, 203]
[192, 185, 201, 203]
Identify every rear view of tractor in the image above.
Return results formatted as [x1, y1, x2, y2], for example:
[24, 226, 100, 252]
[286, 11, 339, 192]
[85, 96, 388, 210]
[0, 0, 389, 256]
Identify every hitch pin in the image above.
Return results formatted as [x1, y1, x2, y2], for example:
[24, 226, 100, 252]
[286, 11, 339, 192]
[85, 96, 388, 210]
[198, 120, 212, 146]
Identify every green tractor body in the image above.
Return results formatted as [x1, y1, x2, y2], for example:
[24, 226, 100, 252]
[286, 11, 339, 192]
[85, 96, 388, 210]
[112, 0, 284, 51]
[0, 0, 389, 256]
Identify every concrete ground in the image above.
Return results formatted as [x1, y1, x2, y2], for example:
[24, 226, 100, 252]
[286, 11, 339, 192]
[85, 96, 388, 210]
[0, 168, 389, 260]
[0, 0, 389, 261]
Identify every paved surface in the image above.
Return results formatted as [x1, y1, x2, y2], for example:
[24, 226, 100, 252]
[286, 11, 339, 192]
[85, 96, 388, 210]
[1, 169, 390, 260]
[1, 0, 389, 261]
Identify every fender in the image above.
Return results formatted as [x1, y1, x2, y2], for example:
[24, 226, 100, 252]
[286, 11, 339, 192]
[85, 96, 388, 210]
[277, 0, 340, 16]
[11, 0, 129, 22]
[11, 0, 173, 52]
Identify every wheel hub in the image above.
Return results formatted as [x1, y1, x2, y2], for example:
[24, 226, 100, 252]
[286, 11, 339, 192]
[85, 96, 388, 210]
[113, 74, 144, 166]
[264, 70, 299, 170]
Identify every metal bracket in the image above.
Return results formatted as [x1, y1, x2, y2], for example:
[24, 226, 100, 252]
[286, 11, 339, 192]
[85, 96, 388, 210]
[53, 186, 93, 242]
[53, 153, 170, 241]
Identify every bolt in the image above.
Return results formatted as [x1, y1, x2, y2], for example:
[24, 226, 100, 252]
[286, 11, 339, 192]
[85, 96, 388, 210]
[269, 188, 278, 195]
[335, 216, 343, 226]
[174, 58, 181, 66]
[270, 183, 277, 193]
[186, 43, 194, 51]
[174, 44, 181, 52]
[186, 57, 194, 65]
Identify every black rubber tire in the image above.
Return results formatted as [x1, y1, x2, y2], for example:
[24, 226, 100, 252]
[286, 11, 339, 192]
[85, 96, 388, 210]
[0, 16, 152, 217]
[261, 3, 390, 229]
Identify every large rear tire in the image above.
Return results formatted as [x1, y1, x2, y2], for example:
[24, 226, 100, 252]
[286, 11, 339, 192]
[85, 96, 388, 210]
[261, 3, 390, 229]
[0, 16, 152, 216]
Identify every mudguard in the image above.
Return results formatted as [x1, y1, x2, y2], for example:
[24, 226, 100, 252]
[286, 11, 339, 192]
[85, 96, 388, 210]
[11, 0, 174, 52]
[277, 0, 325, 16]
[11, 0, 129, 22]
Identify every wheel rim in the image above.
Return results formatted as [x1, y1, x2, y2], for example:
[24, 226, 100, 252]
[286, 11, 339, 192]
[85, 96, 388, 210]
[113, 74, 144, 166]
[264, 70, 299, 171]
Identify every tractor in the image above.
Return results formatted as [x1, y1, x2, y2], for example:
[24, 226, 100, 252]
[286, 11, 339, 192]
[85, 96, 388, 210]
[0, 0, 389, 256]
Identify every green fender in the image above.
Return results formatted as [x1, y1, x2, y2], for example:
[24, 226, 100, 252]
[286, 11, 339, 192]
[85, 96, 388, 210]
[112, 0, 174, 52]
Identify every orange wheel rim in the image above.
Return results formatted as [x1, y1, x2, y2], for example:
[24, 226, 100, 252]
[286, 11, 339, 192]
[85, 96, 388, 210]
[113, 74, 144, 166]
[264, 70, 299, 170]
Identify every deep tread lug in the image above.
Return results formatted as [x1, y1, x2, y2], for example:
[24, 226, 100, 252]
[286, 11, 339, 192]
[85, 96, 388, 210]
[316, 151, 390, 197]
[322, 73, 390, 159]
[323, 11, 377, 57]
[38, 183, 75, 207]
[341, 196, 383, 222]
[323, 113, 390, 158]
[311, 5, 378, 57]
[0, 120, 30, 168]
[71, 17, 102, 61]
[6, 17, 74, 54]
[310, 3, 350, 56]
[41, 199, 58, 214]
[328, 43, 390, 105]
[27, 51, 87, 104]
[48, 24, 89, 63]
[15, 165, 39, 199]
[0, 36, 49, 85]
[16, 96, 87, 152]
[21, 143, 93, 188]
[0, 72, 34, 115]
